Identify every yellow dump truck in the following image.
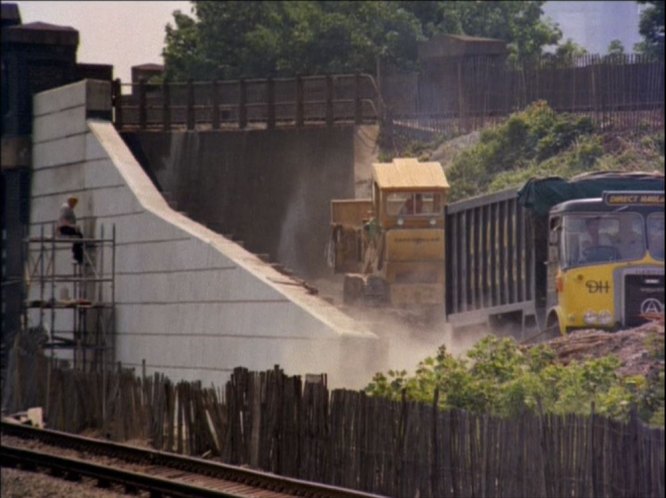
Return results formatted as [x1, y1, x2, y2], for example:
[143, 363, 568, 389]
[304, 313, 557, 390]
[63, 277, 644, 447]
[445, 171, 664, 340]
[329, 158, 449, 308]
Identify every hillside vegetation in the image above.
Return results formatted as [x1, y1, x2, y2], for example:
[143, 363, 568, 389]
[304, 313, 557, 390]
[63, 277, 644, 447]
[417, 101, 665, 201]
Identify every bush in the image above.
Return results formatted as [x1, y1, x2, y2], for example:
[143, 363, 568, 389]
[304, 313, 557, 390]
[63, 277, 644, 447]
[447, 101, 604, 201]
[365, 335, 662, 425]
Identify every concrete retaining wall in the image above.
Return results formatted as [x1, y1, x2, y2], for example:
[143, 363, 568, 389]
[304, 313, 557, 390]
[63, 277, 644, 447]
[27, 80, 383, 389]
[121, 124, 379, 279]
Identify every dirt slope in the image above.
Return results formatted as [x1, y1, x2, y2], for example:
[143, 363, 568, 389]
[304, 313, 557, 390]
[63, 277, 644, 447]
[537, 321, 664, 378]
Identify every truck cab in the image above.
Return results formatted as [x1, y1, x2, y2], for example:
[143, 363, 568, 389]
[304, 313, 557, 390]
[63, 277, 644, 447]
[546, 191, 665, 334]
[330, 158, 449, 307]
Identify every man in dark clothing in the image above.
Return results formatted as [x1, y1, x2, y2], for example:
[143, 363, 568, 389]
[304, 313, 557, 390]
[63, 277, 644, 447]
[57, 195, 84, 264]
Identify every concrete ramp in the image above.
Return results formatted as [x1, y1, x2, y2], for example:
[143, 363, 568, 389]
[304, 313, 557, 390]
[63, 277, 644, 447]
[28, 80, 382, 389]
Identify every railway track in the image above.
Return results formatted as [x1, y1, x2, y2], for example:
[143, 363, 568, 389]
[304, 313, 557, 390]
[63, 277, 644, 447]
[1, 422, 386, 498]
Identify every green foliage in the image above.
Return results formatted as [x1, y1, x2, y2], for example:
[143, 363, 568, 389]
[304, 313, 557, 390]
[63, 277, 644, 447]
[163, 9, 215, 80]
[634, 0, 665, 59]
[641, 131, 665, 155]
[603, 40, 629, 64]
[607, 39, 626, 56]
[402, 1, 562, 66]
[594, 131, 665, 174]
[164, 1, 423, 80]
[646, 371, 665, 427]
[365, 335, 662, 425]
[162, 1, 564, 80]
[446, 101, 600, 200]
[443, 101, 665, 201]
[543, 39, 588, 66]
[645, 330, 666, 360]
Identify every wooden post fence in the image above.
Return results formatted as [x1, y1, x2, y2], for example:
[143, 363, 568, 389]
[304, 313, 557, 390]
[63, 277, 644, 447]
[6, 355, 665, 498]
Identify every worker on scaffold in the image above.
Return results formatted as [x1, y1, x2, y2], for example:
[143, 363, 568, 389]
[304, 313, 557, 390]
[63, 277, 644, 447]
[56, 195, 84, 265]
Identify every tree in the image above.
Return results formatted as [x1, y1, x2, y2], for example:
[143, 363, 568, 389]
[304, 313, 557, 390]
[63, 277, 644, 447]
[163, 9, 217, 80]
[162, 1, 563, 81]
[164, 1, 424, 80]
[543, 38, 588, 66]
[634, 0, 665, 58]
[423, 1, 562, 65]
[607, 39, 626, 56]
[604, 39, 627, 64]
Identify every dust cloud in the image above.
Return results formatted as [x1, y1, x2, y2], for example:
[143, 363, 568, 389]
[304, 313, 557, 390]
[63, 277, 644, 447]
[276, 178, 308, 276]
[311, 274, 492, 387]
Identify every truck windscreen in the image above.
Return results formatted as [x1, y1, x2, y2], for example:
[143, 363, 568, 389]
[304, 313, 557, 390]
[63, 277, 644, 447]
[386, 193, 442, 216]
[561, 212, 646, 267]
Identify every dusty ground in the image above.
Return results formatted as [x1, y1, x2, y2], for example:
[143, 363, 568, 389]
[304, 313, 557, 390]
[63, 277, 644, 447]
[1, 467, 133, 498]
[538, 320, 665, 378]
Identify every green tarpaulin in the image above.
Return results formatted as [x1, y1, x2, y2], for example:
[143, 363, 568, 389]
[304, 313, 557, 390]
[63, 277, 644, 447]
[517, 171, 665, 216]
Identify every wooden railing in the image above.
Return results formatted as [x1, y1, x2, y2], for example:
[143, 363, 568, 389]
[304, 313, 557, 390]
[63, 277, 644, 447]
[111, 73, 382, 131]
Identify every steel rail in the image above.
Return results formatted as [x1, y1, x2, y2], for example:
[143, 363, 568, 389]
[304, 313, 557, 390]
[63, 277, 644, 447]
[1, 445, 251, 498]
[1, 422, 387, 498]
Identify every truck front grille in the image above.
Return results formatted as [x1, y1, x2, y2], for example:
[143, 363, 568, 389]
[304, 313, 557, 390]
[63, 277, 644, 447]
[624, 274, 665, 327]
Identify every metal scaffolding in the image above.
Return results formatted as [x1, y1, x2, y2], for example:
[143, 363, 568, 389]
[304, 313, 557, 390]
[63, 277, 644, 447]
[22, 224, 116, 372]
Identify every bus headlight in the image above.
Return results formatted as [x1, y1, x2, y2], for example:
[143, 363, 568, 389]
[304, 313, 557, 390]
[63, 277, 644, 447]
[583, 311, 598, 325]
[598, 310, 613, 325]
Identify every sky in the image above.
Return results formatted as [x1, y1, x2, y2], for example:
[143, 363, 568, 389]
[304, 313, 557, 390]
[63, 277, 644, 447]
[542, 1, 643, 54]
[11, 1, 644, 84]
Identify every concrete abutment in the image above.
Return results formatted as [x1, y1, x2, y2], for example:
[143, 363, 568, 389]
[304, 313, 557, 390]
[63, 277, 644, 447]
[27, 79, 384, 389]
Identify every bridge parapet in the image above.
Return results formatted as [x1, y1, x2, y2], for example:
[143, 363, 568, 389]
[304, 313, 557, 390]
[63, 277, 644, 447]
[112, 73, 382, 131]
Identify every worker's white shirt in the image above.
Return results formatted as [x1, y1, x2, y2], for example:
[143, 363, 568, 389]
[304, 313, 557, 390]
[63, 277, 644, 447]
[58, 203, 77, 228]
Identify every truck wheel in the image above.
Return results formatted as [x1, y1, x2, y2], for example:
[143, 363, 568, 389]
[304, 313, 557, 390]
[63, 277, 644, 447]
[343, 274, 364, 304]
[544, 315, 561, 340]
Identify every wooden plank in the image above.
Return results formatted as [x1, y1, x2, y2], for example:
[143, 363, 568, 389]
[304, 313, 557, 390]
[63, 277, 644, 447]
[165, 378, 175, 452]
[176, 382, 184, 454]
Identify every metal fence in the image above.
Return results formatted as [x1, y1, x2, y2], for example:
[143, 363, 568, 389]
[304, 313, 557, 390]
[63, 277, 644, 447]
[385, 54, 665, 136]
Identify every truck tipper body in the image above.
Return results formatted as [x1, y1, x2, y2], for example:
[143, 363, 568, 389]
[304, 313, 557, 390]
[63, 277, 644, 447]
[445, 171, 665, 339]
